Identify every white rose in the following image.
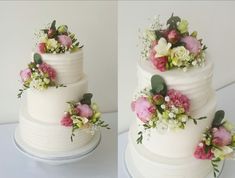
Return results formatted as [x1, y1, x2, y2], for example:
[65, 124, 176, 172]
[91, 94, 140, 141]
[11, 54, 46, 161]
[170, 46, 191, 67]
[154, 38, 172, 57]
[46, 39, 58, 50]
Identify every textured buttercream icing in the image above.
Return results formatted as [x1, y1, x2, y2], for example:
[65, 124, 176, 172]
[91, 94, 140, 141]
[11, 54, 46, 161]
[39, 50, 83, 85]
[126, 124, 212, 178]
[19, 106, 94, 153]
[27, 76, 88, 124]
[137, 57, 214, 112]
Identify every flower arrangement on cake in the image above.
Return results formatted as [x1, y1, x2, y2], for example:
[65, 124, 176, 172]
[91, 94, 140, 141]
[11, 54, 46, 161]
[194, 110, 235, 178]
[36, 20, 83, 54]
[131, 75, 206, 144]
[61, 93, 110, 142]
[18, 53, 65, 98]
[141, 14, 207, 72]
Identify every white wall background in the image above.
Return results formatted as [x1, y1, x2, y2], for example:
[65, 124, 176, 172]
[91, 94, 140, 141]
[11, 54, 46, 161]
[118, 1, 235, 133]
[0, 1, 117, 123]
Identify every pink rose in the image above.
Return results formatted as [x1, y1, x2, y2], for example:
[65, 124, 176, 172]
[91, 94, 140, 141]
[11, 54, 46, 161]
[38, 62, 56, 80]
[212, 127, 232, 147]
[194, 142, 214, 160]
[131, 97, 155, 123]
[20, 68, 31, 82]
[76, 104, 93, 118]
[58, 35, 72, 48]
[60, 113, 73, 127]
[181, 36, 201, 55]
[167, 89, 190, 113]
[38, 43, 46, 54]
[167, 29, 180, 44]
[151, 56, 168, 72]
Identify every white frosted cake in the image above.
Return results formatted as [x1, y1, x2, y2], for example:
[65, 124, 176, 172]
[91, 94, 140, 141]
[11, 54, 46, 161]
[125, 15, 221, 178]
[15, 21, 109, 160]
[126, 59, 216, 178]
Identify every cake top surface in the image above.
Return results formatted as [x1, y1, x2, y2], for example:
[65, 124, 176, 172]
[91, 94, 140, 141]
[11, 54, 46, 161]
[36, 20, 83, 54]
[141, 14, 207, 72]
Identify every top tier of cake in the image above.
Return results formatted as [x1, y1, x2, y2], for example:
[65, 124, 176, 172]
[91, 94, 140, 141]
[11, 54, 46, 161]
[137, 57, 214, 113]
[37, 49, 83, 85]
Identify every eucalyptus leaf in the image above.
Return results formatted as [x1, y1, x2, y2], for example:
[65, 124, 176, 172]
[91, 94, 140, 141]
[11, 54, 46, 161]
[166, 13, 181, 29]
[80, 93, 93, 105]
[212, 110, 225, 127]
[33, 53, 42, 64]
[50, 20, 56, 30]
[151, 75, 168, 96]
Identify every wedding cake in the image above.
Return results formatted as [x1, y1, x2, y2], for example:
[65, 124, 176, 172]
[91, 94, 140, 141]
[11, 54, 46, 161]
[126, 15, 235, 178]
[15, 21, 109, 160]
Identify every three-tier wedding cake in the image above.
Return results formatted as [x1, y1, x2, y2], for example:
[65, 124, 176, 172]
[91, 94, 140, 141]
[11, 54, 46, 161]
[126, 15, 235, 178]
[15, 21, 109, 161]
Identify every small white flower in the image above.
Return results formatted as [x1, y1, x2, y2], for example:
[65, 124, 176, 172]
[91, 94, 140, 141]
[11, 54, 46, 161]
[192, 61, 197, 66]
[81, 117, 89, 124]
[169, 112, 174, 118]
[172, 106, 179, 113]
[198, 142, 204, 147]
[36, 64, 40, 67]
[161, 104, 166, 109]
[156, 122, 168, 134]
[165, 96, 170, 102]
[64, 112, 68, 115]
[183, 67, 187, 72]
[181, 115, 188, 122]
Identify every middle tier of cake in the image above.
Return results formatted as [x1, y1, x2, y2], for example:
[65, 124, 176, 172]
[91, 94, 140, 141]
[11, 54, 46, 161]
[136, 91, 216, 158]
[27, 75, 88, 124]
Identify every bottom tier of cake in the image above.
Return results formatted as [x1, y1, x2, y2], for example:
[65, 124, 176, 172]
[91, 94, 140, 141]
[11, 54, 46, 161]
[125, 124, 213, 178]
[18, 105, 97, 155]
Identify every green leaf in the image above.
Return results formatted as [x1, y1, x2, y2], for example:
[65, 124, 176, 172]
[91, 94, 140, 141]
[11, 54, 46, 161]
[50, 20, 56, 30]
[33, 53, 42, 64]
[80, 93, 93, 105]
[212, 110, 225, 127]
[151, 75, 167, 95]
[197, 116, 207, 120]
[166, 13, 181, 29]
[136, 131, 143, 144]
[155, 30, 163, 40]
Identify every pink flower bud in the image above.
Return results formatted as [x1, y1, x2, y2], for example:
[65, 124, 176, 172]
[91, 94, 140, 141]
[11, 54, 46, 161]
[167, 29, 180, 44]
[38, 43, 46, 54]
[47, 29, 56, 38]
[151, 56, 168, 72]
[60, 113, 73, 127]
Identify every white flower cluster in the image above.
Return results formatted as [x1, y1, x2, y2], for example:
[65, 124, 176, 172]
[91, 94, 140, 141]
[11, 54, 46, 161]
[29, 72, 50, 90]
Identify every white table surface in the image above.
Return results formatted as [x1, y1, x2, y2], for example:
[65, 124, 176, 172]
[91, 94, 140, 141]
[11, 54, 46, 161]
[118, 83, 235, 178]
[0, 112, 117, 178]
